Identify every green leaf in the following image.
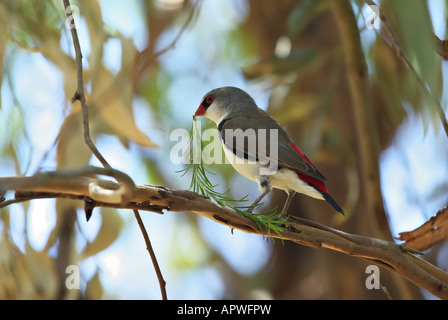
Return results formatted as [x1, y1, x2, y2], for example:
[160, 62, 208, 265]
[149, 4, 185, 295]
[387, 1, 442, 118]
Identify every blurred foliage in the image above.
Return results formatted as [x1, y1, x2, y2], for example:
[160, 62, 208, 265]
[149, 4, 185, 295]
[0, 0, 447, 299]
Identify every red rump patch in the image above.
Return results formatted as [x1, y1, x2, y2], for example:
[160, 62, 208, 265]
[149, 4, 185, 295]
[289, 142, 329, 194]
[289, 143, 315, 169]
[297, 173, 328, 194]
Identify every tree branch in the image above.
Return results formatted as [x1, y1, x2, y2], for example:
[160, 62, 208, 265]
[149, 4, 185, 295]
[1, 168, 448, 299]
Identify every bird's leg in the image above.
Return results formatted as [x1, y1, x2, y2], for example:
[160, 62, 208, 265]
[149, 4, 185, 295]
[279, 190, 296, 220]
[248, 176, 271, 212]
[249, 189, 270, 211]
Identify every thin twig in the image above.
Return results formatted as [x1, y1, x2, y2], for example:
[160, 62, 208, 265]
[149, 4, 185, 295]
[133, 210, 167, 300]
[62, 0, 111, 169]
[362, 0, 448, 137]
[62, 0, 167, 299]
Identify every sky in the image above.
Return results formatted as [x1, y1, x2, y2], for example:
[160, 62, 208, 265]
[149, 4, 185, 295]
[1, 0, 448, 299]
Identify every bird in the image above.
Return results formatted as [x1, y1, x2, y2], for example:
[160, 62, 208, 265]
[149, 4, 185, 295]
[194, 86, 344, 217]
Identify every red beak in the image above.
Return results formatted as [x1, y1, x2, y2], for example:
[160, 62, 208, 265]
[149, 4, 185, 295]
[194, 104, 207, 117]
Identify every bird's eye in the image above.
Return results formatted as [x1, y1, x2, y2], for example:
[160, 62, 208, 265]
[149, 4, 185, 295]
[205, 94, 214, 105]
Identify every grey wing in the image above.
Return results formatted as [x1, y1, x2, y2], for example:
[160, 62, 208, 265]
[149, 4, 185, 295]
[218, 108, 327, 182]
[219, 115, 261, 163]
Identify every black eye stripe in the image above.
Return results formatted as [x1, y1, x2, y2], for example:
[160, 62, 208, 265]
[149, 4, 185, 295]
[202, 94, 215, 108]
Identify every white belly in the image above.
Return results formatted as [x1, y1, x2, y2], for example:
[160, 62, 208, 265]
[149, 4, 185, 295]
[223, 146, 324, 200]
[223, 145, 260, 182]
[269, 168, 324, 200]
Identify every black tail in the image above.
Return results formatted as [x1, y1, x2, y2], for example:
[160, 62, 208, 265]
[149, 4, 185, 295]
[323, 193, 344, 216]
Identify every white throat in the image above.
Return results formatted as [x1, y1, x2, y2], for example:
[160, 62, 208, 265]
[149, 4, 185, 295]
[204, 104, 229, 124]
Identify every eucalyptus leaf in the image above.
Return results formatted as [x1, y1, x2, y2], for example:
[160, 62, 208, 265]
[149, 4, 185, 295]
[387, 0, 442, 116]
